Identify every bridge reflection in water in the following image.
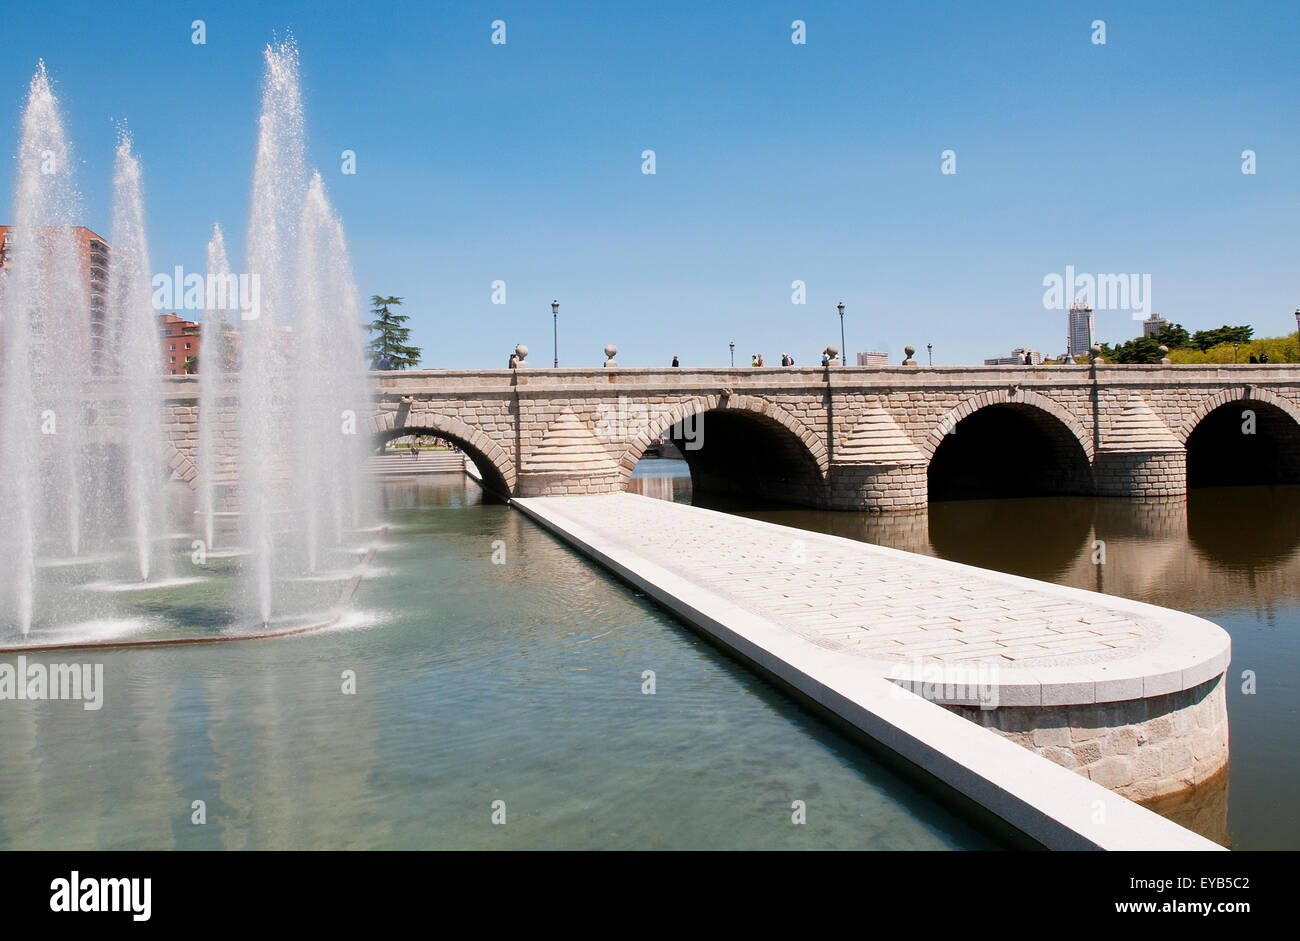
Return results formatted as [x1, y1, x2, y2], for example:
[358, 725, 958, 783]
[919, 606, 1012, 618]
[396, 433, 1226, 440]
[629, 458, 1300, 850]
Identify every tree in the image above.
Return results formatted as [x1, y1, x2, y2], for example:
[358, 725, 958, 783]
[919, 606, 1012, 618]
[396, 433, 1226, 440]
[1155, 323, 1191, 349]
[1190, 324, 1253, 352]
[1111, 336, 1164, 364]
[366, 295, 422, 369]
[183, 354, 198, 374]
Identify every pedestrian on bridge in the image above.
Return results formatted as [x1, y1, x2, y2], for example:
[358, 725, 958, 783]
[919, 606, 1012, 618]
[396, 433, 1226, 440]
[672, 355, 680, 367]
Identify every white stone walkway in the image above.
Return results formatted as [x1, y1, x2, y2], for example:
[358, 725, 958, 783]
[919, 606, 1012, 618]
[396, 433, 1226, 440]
[512, 492, 1226, 850]
[516, 493, 1228, 708]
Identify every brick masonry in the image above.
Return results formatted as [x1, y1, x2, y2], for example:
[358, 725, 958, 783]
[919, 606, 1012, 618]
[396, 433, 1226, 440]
[77, 364, 1300, 508]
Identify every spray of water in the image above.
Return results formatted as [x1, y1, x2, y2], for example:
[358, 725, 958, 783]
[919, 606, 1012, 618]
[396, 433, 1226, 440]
[108, 133, 169, 583]
[241, 37, 306, 623]
[197, 223, 232, 551]
[0, 62, 91, 633]
[1, 43, 375, 636]
[291, 173, 373, 571]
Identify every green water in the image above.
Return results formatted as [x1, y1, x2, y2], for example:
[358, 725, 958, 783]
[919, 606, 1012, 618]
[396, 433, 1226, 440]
[0, 475, 1001, 849]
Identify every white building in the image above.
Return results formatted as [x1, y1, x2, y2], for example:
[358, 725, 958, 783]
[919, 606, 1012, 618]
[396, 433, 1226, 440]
[984, 348, 1042, 366]
[856, 351, 889, 366]
[1142, 312, 1171, 338]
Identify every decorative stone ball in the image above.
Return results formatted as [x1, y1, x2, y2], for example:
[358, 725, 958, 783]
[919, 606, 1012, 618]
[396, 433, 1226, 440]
[515, 344, 528, 359]
[1159, 345, 1171, 365]
[825, 345, 838, 358]
[902, 345, 917, 366]
[604, 344, 618, 360]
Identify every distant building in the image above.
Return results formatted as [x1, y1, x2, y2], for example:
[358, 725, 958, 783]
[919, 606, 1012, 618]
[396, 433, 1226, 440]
[1141, 312, 1171, 338]
[984, 347, 1042, 366]
[159, 313, 201, 375]
[1068, 302, 1094, 359]
[856, 351, 889, 366]
[0, 224, 110, 371]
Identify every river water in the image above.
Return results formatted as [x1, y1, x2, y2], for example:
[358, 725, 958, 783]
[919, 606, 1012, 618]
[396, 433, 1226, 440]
[629, 459, 1300, 850]
[0, 474, 1002, 849]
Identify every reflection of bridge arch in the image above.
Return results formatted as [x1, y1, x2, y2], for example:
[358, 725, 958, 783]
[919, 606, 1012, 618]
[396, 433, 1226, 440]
[369, 411, 514, 496]
[925, 391, 1094, 501]
[619, 394, 829, 505]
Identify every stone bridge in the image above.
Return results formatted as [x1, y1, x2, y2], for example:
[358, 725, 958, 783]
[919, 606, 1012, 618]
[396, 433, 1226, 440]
[151, 363, 1300, 511]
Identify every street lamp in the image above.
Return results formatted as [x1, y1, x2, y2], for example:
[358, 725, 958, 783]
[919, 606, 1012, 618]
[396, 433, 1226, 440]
[1232, 342, 1239, 364]
[837, 302, 846, 366]
[552, 300, 559, 368]
[1294, 308, 1299, 343]
[927, 343, 933, 366]
[729, 341, 735, 367]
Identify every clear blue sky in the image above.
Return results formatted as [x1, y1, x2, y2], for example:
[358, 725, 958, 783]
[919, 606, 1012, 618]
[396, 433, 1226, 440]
[2, 0, 1296, 366]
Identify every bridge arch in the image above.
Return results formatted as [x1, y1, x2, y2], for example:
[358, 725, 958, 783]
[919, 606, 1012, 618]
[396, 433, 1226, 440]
[619, 393, 830, 507]
[1181, 389, 1300, 488]
[368, 409, 515, 497]
[923, 388, 1094, 463]
[1178, 386, 1300, 444]
[925, 389, 1095, 501]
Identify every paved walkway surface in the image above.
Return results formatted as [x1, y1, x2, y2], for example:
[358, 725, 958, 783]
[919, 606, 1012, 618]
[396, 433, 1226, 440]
[514, 493, 1229, 707]
[512, 492, 1226, 850]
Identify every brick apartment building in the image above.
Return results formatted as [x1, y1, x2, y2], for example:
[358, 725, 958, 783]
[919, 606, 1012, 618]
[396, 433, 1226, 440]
[0, 224, 223, 375]
[159, 312, 201, 374]
[0, 224, 111, 371]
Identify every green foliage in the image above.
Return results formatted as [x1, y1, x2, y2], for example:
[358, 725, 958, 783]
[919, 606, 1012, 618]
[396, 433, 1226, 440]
[367, 295, 422, 370]
[1168, 332, 1300, 364]
[1155, 323, 1191, 348]
[1108, 336, 1165, 364]
[1094, 322, 1300, 364]
[1189, 324, 1253, 352]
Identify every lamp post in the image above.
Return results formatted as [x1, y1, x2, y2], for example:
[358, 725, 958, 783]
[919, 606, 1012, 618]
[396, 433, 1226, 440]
[729, 341, 735, 367]
[551, 300, 559, 368]
[1232, 342, 1239, 364]
[837, 302, 846, 366]
[927, 343, 933, 366]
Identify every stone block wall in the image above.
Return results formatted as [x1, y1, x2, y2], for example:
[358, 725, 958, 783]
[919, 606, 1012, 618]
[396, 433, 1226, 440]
[946, 673, 1229, 805]
[826, 463, 928, 511]
[1093, 449, 1188, 497]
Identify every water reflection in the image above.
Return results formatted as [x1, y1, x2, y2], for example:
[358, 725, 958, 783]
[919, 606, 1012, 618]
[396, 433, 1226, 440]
[0, 472, 1005, 850]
